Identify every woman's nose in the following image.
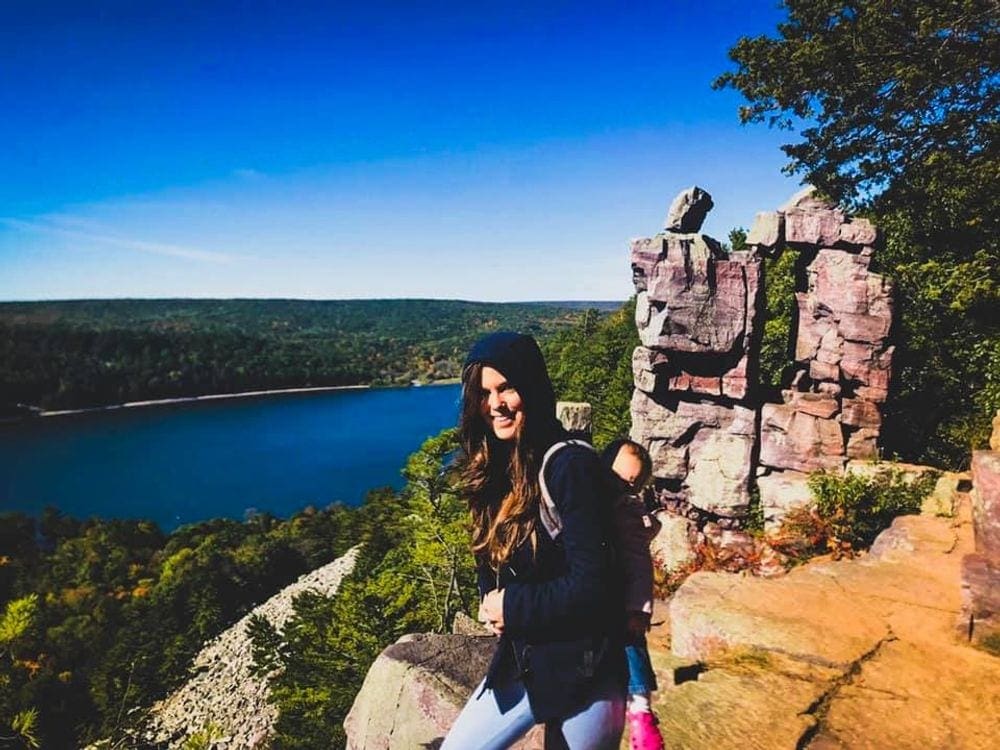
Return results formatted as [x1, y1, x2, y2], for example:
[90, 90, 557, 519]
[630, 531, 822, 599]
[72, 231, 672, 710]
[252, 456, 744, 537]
[487, 391, 503, 412]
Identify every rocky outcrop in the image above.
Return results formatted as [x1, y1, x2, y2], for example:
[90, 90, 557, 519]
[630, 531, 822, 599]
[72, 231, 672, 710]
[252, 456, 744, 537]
[963, 448, 1000, 645]
[753, 188, 894, 527]
[659, 496, 1000, 749]
[142, 547, 360, 749]
[631, 185, 897, 543]
[630, 187, 763, 542]
[344, 633, 543, 749]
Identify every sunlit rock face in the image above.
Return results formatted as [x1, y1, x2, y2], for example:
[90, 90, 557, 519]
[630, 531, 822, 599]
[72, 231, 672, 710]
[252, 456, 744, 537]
[629, 187, 763, 533]
[964, 448, 1000, 646]
[630, 185, 896, 537]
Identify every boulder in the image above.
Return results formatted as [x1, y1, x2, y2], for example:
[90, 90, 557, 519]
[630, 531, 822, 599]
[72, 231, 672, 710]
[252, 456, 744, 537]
[555, 401, 592, 436]
[650, 512, 696, 573]
[779, 185, 835, 214]
[970, 451, 1000, 555]
[344, 634, 544, 750]
[746, 211, 783, 249]
[759, 403, 844, 474]
[959, 554, 1000, 646]
[992, 409, 1000, 451]
[756, 470, 813, 531]
[838, 218, 878, 247]
[664, 186, 714, 233]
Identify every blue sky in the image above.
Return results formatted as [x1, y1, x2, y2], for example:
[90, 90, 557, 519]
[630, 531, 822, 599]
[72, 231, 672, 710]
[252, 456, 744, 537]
[1, 0, 800, 302]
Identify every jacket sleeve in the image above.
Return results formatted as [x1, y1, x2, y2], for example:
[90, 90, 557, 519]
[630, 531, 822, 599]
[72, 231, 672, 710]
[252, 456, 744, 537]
[501, 446, 612, 638]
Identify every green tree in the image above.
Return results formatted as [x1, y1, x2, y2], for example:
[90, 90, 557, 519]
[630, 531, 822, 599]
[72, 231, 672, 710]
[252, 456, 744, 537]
[544, 300, 638, 448]
[715, 0, 998, 206]
[251, 431, 479, 749]
[716, 0, 1000, 466]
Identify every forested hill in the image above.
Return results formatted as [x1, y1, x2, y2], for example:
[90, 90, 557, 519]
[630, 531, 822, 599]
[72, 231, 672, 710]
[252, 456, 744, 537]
[0, 298, 609, 412]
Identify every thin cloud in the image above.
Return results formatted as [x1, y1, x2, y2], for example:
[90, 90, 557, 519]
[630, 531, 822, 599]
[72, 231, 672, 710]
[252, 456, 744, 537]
[0, 216, 242, 264]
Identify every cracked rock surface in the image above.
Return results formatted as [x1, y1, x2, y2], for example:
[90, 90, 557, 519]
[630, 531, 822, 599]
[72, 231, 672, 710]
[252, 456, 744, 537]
[655, 495, 1000, 749]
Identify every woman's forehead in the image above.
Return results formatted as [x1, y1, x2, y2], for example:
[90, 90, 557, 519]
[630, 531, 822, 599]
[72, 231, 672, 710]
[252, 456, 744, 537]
[481, 365, 509, 387]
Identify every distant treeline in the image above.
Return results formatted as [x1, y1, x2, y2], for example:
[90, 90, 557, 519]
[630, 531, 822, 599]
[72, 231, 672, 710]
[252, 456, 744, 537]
[0, 299, 600, 412]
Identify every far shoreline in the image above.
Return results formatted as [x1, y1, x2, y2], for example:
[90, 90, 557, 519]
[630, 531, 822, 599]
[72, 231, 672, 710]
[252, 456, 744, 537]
[2, 378, 464, 422]
[36, 384, 371, 418]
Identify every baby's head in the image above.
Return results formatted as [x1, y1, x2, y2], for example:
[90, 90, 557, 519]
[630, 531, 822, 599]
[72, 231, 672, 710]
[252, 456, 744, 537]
[601, 439, 652, 494]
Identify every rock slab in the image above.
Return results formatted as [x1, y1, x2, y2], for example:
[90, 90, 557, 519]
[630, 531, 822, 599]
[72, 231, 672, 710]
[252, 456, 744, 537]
[344, 634, 543, 749]
[659, 500, 1000, 749]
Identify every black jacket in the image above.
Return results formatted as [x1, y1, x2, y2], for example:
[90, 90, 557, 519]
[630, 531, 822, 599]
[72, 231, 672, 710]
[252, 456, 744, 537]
[477, 442, 625, 721]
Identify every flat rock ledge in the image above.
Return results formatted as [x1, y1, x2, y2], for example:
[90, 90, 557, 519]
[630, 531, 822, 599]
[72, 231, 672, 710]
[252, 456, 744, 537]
[659, 497, 1000, 749]
[142, 546, 360, 749]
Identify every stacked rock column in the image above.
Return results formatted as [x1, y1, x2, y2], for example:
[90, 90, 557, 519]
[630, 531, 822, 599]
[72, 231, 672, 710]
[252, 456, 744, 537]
[629, 187, 762, 544]
[749, 188, 895, 529]
[962, 413, 1000, 645]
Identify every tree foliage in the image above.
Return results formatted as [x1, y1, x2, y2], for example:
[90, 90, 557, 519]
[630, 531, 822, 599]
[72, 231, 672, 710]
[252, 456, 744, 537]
[717, 0, 1000, 466]
[715, 0, 999, 206]
[0, 299, 587, 413]
[0, 502, 360, 748]
[249, 429, 477, 749]
[542, 299, 638, 448]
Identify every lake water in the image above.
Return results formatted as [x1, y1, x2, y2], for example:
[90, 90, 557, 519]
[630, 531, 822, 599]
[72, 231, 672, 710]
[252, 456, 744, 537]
[0, 385, 462, 531]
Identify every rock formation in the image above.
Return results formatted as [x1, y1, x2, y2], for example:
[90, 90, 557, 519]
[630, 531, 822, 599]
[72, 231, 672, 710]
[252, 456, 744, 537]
[344, 633, 544, 749]
[631, 186, 897, 547]
[752, 188, 894, 527]
[630, 186, 762, 538]
[142, 547, 359, 749]
[962, 415, 1000, 645]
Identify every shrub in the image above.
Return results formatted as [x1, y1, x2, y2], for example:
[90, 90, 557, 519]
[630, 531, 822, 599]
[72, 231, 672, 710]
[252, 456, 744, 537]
[773, 468, 939, 560]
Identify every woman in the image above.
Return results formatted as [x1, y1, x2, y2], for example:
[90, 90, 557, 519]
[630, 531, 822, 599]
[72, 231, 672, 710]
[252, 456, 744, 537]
[441, 331, 626, 750]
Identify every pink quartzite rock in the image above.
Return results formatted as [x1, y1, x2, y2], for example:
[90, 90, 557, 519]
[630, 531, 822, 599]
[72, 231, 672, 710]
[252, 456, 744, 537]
[838, 219, 878, 247]
[759, 403, 845, 474]
[782, 390, 840, 419]
[781, 186, 846, 247]
[633, 240, 747, 354]
[747, 211, 783, 249]
[840, 398, 882, 429]
[971, 451, 1000, 556]
[344, 634, 543, 750]
[665, 186, 714, 233]
[846, 427, 879, 460]
[631, 391, 755, 515]
[756, 470, 813, 531]
[959, 553, 1000, 645]
[633, 346, 752, 401]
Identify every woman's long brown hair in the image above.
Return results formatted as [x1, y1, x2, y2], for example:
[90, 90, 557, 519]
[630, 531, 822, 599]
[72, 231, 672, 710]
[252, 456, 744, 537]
[459, 362, 547, 571]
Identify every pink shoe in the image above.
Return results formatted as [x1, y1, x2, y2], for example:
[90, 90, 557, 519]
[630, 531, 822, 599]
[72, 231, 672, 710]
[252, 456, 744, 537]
[627, 710, 665, 750]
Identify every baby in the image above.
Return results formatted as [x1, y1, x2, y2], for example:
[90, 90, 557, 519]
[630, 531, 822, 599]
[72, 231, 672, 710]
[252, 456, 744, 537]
[601, 439, 665, 750]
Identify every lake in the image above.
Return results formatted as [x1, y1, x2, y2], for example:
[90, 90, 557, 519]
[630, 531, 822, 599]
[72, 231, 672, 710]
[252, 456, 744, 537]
[0, 385, 462, 531]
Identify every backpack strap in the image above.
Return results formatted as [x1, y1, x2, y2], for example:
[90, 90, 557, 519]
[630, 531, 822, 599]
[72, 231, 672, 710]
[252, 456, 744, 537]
[538, 439, 596, 540]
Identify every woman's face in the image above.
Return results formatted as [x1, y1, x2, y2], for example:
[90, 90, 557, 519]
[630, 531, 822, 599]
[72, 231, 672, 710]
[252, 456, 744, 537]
[479, 365, 524, 442]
